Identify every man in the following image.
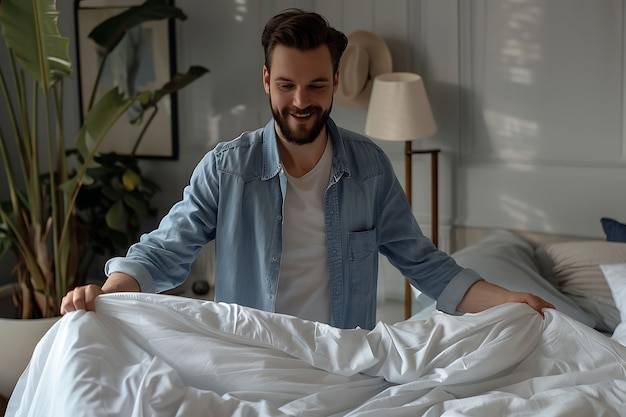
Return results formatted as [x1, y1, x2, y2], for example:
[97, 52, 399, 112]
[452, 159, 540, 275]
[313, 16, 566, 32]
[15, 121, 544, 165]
[61, 9, 554, 329]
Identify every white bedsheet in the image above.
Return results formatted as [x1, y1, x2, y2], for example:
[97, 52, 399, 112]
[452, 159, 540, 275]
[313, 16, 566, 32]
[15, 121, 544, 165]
[7, 293, 626, 416]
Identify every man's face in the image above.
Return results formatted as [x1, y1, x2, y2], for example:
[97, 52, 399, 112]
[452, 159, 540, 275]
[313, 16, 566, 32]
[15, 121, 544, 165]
[263, 44, 339, 145]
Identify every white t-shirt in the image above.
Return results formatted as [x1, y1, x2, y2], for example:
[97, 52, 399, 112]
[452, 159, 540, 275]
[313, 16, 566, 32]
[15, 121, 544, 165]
[275, 140, 332, 323]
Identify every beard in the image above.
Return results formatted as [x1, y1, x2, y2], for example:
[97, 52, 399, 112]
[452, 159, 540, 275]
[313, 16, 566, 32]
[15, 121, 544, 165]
[270, 97, 332, 145]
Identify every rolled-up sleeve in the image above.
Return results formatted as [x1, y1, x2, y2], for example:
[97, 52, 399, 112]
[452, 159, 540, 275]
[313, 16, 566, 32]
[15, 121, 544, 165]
[435, 268, 484, 314]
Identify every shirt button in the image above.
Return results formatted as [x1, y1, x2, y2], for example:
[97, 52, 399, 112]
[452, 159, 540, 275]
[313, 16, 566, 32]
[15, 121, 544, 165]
[277, 215, 282, 221]
[271, 256, 278, 262]
[267, 294, 273, 300]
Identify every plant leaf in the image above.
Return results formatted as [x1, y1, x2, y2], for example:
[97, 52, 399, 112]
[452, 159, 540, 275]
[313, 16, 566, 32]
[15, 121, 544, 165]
[75, 87, 136, 160]
[152, 65, 209, 104]
[0, 0, 72, 91]
[105, 200, 128, 233]
[124, 193, 149, 216]
[88, 0, 187, 53]
[122, 169, 141, 191]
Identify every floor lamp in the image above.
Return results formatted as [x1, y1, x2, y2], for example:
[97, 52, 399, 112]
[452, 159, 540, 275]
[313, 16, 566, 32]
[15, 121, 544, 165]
[364, 72, 440, 320]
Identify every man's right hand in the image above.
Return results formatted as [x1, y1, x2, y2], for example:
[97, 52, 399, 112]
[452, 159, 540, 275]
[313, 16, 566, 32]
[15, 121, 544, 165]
[60, 284, 104, 314]
[60, 272, 140, 314]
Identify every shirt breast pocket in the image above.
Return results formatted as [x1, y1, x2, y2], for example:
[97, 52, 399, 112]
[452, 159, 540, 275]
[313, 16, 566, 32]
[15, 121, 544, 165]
[348, 229, 377, 294]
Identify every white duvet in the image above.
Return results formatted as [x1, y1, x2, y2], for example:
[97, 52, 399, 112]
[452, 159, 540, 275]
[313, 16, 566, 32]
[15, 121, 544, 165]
[7, 293, 626, 416]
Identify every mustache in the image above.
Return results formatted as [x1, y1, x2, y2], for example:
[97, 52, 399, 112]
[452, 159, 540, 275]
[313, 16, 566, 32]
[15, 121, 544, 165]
[284, 105, 321, 115]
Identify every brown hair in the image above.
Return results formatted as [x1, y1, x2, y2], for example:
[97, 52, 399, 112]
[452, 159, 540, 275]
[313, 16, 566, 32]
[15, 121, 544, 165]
[262, 9, 348, 74]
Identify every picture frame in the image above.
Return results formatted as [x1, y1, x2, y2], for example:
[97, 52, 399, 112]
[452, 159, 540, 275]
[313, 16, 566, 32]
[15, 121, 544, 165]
[74, 0, 179, 159]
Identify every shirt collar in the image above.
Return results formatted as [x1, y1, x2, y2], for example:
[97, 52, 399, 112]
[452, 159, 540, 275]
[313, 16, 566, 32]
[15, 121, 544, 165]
[261, 117, 351, 181]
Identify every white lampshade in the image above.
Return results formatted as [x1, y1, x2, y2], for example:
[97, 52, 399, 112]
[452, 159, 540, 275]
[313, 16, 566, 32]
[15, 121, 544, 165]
[365, 72, 437, 142]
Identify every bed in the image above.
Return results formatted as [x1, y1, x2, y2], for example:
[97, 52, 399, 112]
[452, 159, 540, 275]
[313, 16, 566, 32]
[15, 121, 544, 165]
[6, 227, 626, 416]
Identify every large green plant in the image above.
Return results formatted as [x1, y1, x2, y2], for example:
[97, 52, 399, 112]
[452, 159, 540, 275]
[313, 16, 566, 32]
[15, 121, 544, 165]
[0, 0, 208, 318]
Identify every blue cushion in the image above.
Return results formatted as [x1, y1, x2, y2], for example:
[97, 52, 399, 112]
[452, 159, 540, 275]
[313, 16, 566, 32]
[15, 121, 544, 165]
[601, 218, 626, 243]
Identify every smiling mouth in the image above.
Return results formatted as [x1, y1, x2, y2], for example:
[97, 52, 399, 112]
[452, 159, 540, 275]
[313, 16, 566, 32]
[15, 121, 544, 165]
[291, 111, 313, 119]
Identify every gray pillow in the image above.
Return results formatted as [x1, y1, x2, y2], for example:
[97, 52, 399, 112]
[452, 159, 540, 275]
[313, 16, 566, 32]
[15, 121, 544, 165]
[451, 229, 596, 328]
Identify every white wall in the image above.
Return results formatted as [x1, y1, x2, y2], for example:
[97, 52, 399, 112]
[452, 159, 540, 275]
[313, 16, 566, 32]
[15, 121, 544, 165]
[456, 0, 626, 238]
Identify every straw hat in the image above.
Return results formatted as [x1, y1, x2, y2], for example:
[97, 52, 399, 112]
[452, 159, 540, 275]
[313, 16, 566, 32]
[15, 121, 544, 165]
[335, 30, 393, 108]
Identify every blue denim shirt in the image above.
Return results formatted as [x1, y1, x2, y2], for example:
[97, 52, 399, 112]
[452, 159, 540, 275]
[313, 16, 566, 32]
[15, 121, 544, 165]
[105, 118, 482, 329]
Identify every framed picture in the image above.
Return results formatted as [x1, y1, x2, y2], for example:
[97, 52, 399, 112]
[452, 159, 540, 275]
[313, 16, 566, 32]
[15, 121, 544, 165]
[74, 0, 179, 159]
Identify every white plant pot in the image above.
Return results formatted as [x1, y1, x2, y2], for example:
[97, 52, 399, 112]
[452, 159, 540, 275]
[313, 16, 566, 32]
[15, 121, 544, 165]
[0, 316, 59, 398]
